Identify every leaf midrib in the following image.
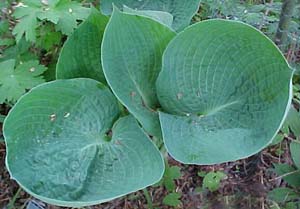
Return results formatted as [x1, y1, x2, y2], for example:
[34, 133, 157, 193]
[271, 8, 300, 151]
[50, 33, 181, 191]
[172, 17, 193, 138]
[202, 100, 240, 116]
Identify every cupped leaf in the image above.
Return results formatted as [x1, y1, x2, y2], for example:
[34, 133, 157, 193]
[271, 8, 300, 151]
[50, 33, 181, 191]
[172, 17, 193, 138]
[123, 6, 173, 28]
[156, 19, 293, 164]
[100, 0, 201, 31]
[101, 8, 176, 137]
[56, 8, 108, 83]
[4, 78, 164, 207]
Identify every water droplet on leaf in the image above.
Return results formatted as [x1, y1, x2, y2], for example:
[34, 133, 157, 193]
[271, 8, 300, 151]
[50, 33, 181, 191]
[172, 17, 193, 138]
[130, 91, 136, 97]
[50, 114, 56, 122]
[177, 93, 183, 100]
[64, 112, 70, 118]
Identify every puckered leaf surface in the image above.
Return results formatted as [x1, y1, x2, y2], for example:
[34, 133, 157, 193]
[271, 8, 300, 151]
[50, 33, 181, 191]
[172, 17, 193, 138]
[4, 78, 164, 207]
[100, 0, 201, 31]
[56, 9, 108, 83]
[101, 8, 176, 137]
[156, 19, 293, 164]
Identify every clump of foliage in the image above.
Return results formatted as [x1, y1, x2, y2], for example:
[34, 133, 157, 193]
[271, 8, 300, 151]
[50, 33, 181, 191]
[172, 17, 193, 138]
[161, 163, 182, 207]
[0, 0, 297, 208]
[197, 0, 300, 72]
[0, 59, 47, 103]
[268, 88, 300, 209]
[0, 0, 94, 105]
[268, 140, 300, 208]
[12, 0, 90, 42]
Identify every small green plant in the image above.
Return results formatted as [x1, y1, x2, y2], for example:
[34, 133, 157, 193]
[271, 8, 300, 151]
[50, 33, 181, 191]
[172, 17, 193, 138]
[151, 162, 182, 207]
[12, 0, 90, 42]
[271, 106, 300, 145]
[2, 1, 294, 208]
[201, 171, 227, 192]
[268, 141, 300, 208]
[0, 59, 47, 104]
[0, 0, 93, 106]
[161, 163, 182, 207]
[163, 192, 182, 207]
[268, 88, 300, 208]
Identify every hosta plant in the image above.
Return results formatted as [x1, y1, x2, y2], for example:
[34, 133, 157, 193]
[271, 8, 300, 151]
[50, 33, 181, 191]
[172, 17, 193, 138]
[100, 0, 201, 31]
[4, 7, 293, 207]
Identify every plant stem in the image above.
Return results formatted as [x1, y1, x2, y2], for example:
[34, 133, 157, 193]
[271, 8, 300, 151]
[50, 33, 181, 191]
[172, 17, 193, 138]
[275, 0, 296, 46]
[7, 187, 22, 209]
[143, 188, 153, 209]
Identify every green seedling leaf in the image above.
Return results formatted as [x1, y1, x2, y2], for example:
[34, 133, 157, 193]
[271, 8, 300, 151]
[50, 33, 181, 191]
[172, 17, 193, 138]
[36, 23, 62, 51]
[100, 0, 201, 31]
[56, 8, 108, 83]
[12, 1, 39, 43]
[282, 107, 300, 137]
[202, 171, 227, 192]
[0, 38, 37, 63]
[290, 141, 300, 169]
[197, 171, 207, 177]
[268, 187, 299, 203]
[4, 78, 164, 207]
[270, 133, 285, 146]
[273, 164, 300, 188]
[163, 165, 181, 191]
[0, 38, 15, 47]
[284, 202, 300, 209]
[195, 187, 204, 194]
[12, 0, 90, 42]
[275, 148, 284, 156]
[162, 192, 181, 207]
[48, 0, 90, 35]
[0, 20, 10, 36]
[0, 20, 14, 47]
[156, 19, 293, 164]
[0, 59, 47, 104]
[101, 8, 175, 137]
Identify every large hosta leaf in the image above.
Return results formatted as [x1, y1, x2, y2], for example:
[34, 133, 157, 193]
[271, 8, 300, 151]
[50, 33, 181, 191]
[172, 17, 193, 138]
[100, 0, 201, 31]
[101, 8, 175, 137]
[4, 78, 164, 207]
[56, 9, 108, 83]
[156, 20, 293, 164]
